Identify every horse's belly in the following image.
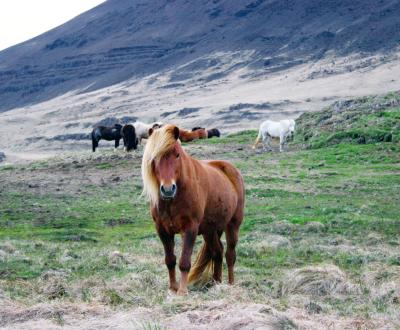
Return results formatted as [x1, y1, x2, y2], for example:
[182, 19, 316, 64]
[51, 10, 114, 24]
[202, 192, 237, 230]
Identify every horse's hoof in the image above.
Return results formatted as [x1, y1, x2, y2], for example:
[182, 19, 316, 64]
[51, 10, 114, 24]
[169, 283, 179, 292]
[177, 288, 188, 296]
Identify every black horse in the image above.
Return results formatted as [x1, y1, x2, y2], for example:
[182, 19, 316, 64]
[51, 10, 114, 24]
[207, 128, 221, 138]
[91, 124, 123, 152]
[121, 124, 138, 151]
[92, 123, 139, 152]
[192, 127, 221, 139]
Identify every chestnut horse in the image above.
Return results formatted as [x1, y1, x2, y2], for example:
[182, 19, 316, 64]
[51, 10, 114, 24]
[142, 125, 245, 295]
[179, 128, 208, 142]
[192, 127, 221, 139]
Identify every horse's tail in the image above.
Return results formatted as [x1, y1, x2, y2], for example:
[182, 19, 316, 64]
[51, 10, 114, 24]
[188, 242, 213, 285]
[252, 130, 261, 149]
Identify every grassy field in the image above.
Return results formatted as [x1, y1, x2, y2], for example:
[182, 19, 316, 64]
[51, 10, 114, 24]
[0, 100, 399, 328]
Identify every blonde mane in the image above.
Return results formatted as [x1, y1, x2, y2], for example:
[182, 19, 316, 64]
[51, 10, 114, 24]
[141, 124, 180, 205]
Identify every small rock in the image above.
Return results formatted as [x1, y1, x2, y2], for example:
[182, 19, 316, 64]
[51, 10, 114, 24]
[43, 281, 67, 299]
[41, 269, 69, 281]
[0, 242, 16, 253]
[253, 235, 291, 251]
[108, 250, 126, 263]
[305, 301, 323, 314]
[366, 233, 382, 245]
[270, 221, 296, 235]
[112, 176, 121, 182]
[110, 250, 122, 258]
[304, 221, 326, 233]
[0, 250, 7, 261]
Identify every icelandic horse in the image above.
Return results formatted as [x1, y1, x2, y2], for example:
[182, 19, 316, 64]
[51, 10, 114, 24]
[141, 125, 245, 295]
[178, 128, 208, 142]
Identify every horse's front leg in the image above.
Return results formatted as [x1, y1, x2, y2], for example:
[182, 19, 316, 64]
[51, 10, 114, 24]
[178, 226, 198, 295]
[157, 226, 178, 292]
[115, 138, 120, 150]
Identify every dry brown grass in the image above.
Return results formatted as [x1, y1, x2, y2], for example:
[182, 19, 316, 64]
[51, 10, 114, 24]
[280, 264, 358, 297]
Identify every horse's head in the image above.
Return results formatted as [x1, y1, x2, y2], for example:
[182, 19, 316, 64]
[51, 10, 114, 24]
[288, 120, 296, 138]
[152, 122, 163, 130]
[122, 124, 138, 151]
[142, 124, 182, 203]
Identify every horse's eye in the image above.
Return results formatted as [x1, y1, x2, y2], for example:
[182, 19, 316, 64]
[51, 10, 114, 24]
[176, 153, 180, 158]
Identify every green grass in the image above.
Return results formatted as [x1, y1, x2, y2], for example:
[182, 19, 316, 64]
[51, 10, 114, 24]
[0, 165, 15, 171]
[293, 91, 400, 148]
[0, 125, 399, 319]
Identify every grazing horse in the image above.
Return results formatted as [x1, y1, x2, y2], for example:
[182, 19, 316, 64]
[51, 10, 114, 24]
[192, 127, 221, 139]
[179, 128, 207, 142]
[206, 128, 220, 138]
[141, 125, 245, 295]
[91, 124, 123, 152]
[121, 124, 138, 151]
[134, 121, 163, 144]
[252, 119, 295, 152]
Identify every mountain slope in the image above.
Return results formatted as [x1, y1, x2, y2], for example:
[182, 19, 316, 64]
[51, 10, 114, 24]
[0, 0, 400, 112]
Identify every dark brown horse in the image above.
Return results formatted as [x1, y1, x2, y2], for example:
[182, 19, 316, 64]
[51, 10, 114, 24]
[121, 124, 138, 151]
[179, 128, 207, 142]
[142, 125, 245, 295]
[207, 128, 220, 138]
[192, 127, 221, 139]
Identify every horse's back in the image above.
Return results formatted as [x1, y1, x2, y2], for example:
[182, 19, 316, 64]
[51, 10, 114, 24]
[260, 119, 292, 137]
[197, 159, 244, 229]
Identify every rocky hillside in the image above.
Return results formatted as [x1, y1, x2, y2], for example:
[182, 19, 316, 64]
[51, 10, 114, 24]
[1, 0, 400, 112]
[294, 91, 400, 148]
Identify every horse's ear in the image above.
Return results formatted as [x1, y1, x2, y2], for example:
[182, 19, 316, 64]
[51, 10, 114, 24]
[148, 128, 154, 137]
[173, 126, 180, 140]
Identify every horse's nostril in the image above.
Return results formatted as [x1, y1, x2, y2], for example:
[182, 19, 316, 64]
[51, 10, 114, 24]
[160, 184, 177, 198]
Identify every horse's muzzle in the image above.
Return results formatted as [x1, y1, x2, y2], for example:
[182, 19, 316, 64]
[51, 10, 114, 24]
[160, 183, 177, 200]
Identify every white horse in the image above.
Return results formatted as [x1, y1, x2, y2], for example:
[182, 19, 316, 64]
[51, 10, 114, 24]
[252, 119, 295, 152]
[133, 121, 163, 144]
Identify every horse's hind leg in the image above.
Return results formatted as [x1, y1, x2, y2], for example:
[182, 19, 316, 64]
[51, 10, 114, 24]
[262, 134, 272, 152]
[204, 230, 224, 283]
[225, 221, 240, 285]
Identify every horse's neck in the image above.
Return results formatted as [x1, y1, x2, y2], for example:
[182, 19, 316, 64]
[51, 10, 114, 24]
[179, 152, 200, 183]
